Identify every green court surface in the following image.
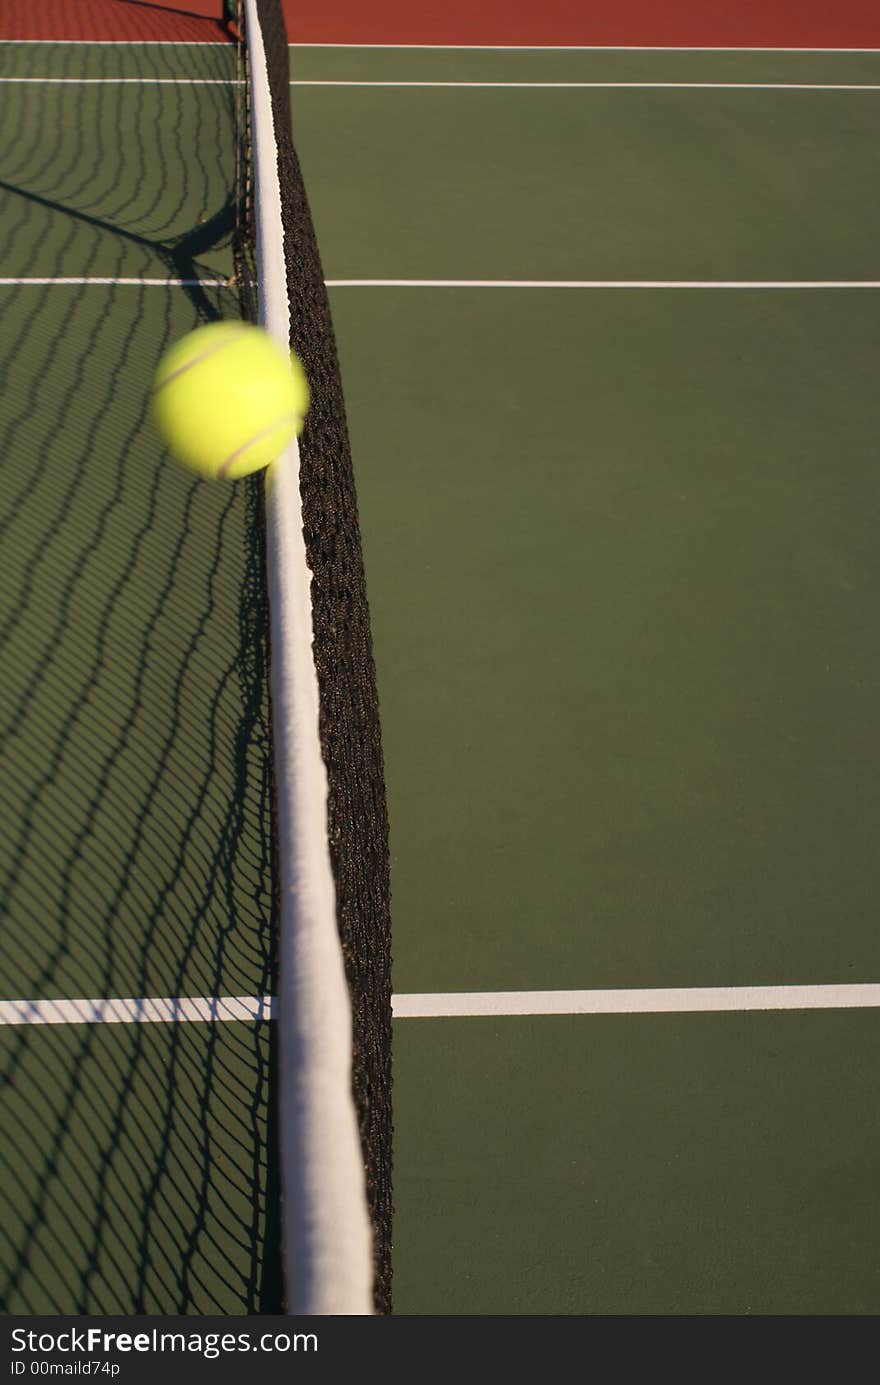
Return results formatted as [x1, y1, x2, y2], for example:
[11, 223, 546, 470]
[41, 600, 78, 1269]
[393, 1011, 880, 1314]
[300, 45, 880, 1314]
[288, 44, 880, 85]
[331, 286, 880, 995]
[2, 38, 879, 1315]
[291, 85, 880, 281]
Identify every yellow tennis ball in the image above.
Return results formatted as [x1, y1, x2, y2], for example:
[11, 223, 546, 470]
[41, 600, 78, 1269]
[152, 321, 310, 480]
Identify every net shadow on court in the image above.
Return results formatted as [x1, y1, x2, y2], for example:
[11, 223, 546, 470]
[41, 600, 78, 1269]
[0, 39, 283, 1314]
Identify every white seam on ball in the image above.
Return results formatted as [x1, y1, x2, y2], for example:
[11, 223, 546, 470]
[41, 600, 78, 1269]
[153, 325, 248, 391]
[217, 413, 303, 478]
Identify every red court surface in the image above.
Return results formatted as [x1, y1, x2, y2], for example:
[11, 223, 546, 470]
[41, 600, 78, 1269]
[0, 0, 228, 42]
[3, 0, 879, 46]
[281, 0, 880, 48]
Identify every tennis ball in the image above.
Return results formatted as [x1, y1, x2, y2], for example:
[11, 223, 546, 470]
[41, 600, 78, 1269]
[152, 321, 310, 479]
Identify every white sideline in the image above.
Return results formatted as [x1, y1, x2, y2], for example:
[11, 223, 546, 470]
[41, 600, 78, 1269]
[290, 80, 880, 89]
[1, 77, 241, 83]
[393, 985, 880, 1017]
[3, 278, 880, 290]
[0, 278, 227, 286]
[3, 985, 879, 1026]
[4, 42, 880, 51]
[5, 77, 877, 90]
[287, 45, 880, 53]
[0, 996, 274, 1025]
[325, 279, 880, 288]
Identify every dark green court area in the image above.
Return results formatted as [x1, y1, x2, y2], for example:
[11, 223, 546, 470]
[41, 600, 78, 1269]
[332, 285, 880, 995]
[292, 83, 880, 280]
[393, 1008, 880, 1313]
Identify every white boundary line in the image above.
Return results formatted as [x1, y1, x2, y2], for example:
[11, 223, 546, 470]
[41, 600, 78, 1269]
[285, 44, 880, 52]
[5, 76, 878, 88]
[290, 80, 880, 89]
[2, 42, 879, 51]
[0, 278, 228, 286]
[3, 279, 879, 290]
[325, 279, 880, 288]
[2, 76, 877, 90]
[0, 996, 274, 1025]
[4, 77, 876, 90]
[1, 76, 241, 83]
[2, 985, 879, 1026]
[393, 986, 880, 1017]
[0, 40, 227, 45]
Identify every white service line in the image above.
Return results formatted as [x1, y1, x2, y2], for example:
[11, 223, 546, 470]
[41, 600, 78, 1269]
[1, 76, 241, 84]
[326, 279, 880, 289]
[287, 44, 880, 52]
[0, 278, 229, 286]
[3, 985, 880, 1026]
[6, 278, 879, 290]
[5, 76, 876, 90]
[0, 40, 228, 45]
[0, 996, 274, 1025]
[393, 985, 880, 1017]
[3, 41, 879, 51]
[291, 79, 880, 89]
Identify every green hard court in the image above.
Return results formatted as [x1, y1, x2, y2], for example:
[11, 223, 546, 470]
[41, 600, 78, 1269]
[1, 37, 879, 1314]
[298, 43, 880, 1314]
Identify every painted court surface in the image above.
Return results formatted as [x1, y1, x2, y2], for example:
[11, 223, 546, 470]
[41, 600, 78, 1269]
[1, 1, 879, 1313]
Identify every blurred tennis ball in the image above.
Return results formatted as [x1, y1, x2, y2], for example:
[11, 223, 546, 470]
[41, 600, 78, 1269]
[152, 321, 309, 480]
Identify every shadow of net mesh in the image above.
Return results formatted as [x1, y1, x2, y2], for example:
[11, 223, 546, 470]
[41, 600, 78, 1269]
[1, 8, 391, 1314]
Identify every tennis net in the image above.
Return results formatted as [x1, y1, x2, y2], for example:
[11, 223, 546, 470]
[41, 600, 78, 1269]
[232, 0, 393, 1315]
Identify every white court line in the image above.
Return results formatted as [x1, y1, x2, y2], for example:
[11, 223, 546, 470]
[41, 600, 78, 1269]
[4, 42, 879, 50]
[0, 996, 274, 1025]
[1, 76, 241, 84]
[292, 80, 880, 89]
[2, 985, 879, 1025]
[393, 986, 880, 1017]
[0, 278, 229, 287]
[326, 279, 880, 289]
[288, 44, 880, 52]
[3, 278, 879, 290]
[5, 76, 876, 90]
[0, 40, 228, 45]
